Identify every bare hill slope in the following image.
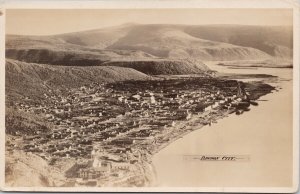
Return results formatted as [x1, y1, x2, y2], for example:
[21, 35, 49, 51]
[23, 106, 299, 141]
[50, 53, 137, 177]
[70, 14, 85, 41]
[6, 24, 292, 62]
[183, 24, 292, 58]
[102, 59, 211, 75]
[107, 25, 273, 60]
[5, 59, 150, 98]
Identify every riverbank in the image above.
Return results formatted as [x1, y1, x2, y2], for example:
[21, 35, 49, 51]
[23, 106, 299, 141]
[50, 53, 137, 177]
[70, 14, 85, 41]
[140, 78, 277, 186]
[152, 67, 292, 187]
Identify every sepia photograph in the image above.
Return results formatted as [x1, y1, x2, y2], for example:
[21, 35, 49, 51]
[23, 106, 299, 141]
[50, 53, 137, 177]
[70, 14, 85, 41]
[0, 0, 299, 192]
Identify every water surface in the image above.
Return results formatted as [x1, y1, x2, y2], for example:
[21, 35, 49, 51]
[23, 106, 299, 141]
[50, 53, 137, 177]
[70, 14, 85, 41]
[152, 65, 293, 187]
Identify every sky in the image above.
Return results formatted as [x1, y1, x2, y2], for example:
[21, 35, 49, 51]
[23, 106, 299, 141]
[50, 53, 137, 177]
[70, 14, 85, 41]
[6, 9, 293, 35]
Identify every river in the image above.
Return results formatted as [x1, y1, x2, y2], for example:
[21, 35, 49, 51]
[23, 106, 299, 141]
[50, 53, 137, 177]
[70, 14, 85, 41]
[152, 64, 293, 187]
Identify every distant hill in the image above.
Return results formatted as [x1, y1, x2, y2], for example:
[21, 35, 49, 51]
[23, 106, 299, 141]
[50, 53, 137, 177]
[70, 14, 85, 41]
[5, 59, 151, 99]
[6, 24, 292, 62]
[215, 58, 293, 68]
[106, 24, 274, 60]
[6, 48, 110, 66]
[54, 24, 293, 59]
[183, 24, 292, 58]
[6, 24, 293, 75]
[6, 41, 157, 66]
[53, 23, 133, 49]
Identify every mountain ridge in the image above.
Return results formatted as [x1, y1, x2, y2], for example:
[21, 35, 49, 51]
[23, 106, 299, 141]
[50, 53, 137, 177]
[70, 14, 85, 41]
[6, 24, 293, 61]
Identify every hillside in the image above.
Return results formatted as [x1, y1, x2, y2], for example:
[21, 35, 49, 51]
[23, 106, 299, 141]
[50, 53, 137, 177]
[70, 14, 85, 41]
[6, 40, 157, 66]
[6, 48, 110, 66]
[107, 25, 272, 60]
[6, 149, 68, 187]
[6, 24, 293, 64]
[5, 59, 151, 99]
[6, 107, 53, 135]
[53, 23, 133, 49]
[183, 24, 293, 58]
[6, 48, 158, 67]
[102, 59, 211, 75]
[54, 24, 293, 59]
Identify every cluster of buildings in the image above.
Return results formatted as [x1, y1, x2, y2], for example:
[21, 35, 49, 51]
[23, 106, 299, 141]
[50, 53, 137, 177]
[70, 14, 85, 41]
[10, 77, 249, 185]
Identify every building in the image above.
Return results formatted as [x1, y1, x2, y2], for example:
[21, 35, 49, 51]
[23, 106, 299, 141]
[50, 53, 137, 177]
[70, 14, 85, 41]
[78, 169, 100, 180]
[92, 157, 112, 173]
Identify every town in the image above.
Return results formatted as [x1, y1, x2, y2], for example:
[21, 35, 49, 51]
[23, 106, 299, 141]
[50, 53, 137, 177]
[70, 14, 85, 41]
[6, 77, 266, 186]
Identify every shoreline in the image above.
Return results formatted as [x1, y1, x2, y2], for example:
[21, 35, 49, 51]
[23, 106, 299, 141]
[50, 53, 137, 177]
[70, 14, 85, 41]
[149, 62, 293, 186]
[151, 77, 291, 187]
[150, 111, 228, 156]
[147, 77, 285, 186]
[129, 103, 243, 187]
[146, 110, 230, 186]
